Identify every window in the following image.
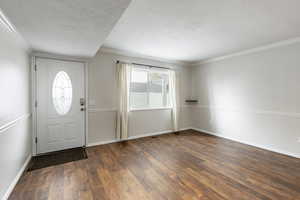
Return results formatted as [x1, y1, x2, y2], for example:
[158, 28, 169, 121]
[130, 66, 170, 110]
[52, 71, 73, 115]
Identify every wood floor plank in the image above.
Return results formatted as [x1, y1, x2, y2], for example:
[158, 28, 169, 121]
[9, 130, 300, 200]
[137, 135, 268, 200]
[157, 132, 299, 199]
[109, 142, 183, 200]
[129, 142, 225, 200]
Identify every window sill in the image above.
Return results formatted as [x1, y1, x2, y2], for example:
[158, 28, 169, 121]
[130, 107, 172, 112]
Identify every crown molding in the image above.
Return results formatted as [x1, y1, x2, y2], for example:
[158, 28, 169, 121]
[0, 8, 16, 33]
[100, 46, 190, 66]
[32, 51, 91, 63]
[190, 37, 300, 66]
[0, 8, 31, 53]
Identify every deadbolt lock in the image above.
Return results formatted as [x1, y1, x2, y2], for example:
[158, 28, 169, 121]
[80, 98, 85, 106]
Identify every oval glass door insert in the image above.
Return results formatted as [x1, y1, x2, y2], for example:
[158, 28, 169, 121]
[52, 71, 73, 115]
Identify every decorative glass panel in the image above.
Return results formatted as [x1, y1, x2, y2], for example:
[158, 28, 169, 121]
[52, 71, 72, 115]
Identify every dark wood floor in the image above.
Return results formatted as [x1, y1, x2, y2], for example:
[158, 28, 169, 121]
[9, 130, 300, 200]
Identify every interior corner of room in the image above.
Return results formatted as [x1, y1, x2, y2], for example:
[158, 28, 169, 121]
[1, 1, 300, 200]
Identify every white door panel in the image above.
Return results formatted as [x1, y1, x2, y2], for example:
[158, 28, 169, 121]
[36, 58, 85, 154]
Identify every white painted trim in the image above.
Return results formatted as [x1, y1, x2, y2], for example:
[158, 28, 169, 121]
[84, 61, 89, 147]
[193, 105, 300, 118]
[31, 51, 91, 62]
[0, 114, 31, 133]
[128, 130, 173, 140]
[87, 127, 193, 147]
[31, 55, 37, 155]
[191, 37, 300, 65]
[0, 8, 31, 53]
[180, 127, 194, 131]
[191, 127, 300, 159]
[88, 106, 189, 113]
[87, 139, 120, 147]
[100, 46, 187, 66]
[87, 128, 192, 147]
[2, 155, 31, 200]
[190, 127, 217, 136]
[87, 127, 205, 147]
[32, 55, 89, 155]
[0, 8, 16, 33]
[88, 108, 117, 113]
[130, 107, 172, 112]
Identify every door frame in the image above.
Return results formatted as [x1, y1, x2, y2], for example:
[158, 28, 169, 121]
[31, 52, 89, 156]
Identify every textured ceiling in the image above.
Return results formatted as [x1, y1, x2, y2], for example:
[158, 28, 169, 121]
[0, 0, 131, 57]
[103, 0, 300, 63]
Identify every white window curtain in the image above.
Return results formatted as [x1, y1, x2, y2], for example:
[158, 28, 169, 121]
[116, 62, 132, 139]
[169, 70, 179, 132]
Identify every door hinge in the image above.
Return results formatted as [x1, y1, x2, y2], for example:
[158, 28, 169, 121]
[34, 64, 37, 71]
[35, 100, 38, 107]
[35, 137, 38, 143]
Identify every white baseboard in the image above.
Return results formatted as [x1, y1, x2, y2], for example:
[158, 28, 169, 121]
[87, 128, 193, 147]
[2, 155, 32, 200]
[87, 139, 120, 147]
[88, 127, 299, 159]
[190, 127, 217, 135]
[191, 127, 300, 159]
[179, 127, 194, 131]
[128, 130, 173, 140]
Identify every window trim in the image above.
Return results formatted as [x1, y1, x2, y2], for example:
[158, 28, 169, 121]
[130, 66, 170, 111]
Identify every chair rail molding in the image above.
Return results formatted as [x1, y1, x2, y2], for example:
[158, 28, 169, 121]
[88, 108, 117, 113]
[194, 105, 300, 118]
[0, 113, 31, 134]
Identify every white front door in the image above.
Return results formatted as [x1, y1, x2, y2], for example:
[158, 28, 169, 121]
[36, 58, 85, 154]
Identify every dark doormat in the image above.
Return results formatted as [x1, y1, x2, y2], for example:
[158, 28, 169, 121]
[27, 147, 88, 171]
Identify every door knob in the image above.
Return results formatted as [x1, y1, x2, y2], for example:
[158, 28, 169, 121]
[80, 108, 86, 111]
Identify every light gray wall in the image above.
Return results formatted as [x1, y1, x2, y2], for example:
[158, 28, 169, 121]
[87, 50, 193, 145]
[0, 26, 31, 198]
[191, 42, 300, 158]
